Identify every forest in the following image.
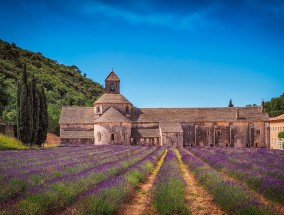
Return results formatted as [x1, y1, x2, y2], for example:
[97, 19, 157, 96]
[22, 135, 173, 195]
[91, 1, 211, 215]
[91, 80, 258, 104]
[0, 39, 104, 135]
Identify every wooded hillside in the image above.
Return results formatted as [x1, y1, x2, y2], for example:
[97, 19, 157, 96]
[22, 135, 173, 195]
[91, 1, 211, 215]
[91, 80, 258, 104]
[0, 39, 104, 135]
[265, 93, 284, 117]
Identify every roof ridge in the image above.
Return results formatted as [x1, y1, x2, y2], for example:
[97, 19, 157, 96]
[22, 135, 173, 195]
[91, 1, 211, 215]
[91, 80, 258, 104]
[105, 71, 120, 81]
[95, 107, 131, 123]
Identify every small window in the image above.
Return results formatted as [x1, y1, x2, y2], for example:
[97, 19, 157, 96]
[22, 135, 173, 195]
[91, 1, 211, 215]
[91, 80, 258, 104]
[207, 131, 211, 135]
[188, 132, 191, 136]
[97, 133, 101, 142]
[256, 130, 260, 135]
[218, 130, 222, 135]
[111, 133, 115, 141]
[123, 133, 126, 140]
[96, 107, 100, 113]
[110, 83, 115, 92]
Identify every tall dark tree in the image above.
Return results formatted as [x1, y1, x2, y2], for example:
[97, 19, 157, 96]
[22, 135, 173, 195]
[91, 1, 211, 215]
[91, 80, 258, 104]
[228, 99, 234, 107]
[0, 73, 9, 117]
[37, 86, 48, 145]
[17, 64, 33, 144]
[16, 65, 48, 145]
[30, 76, 39, 144]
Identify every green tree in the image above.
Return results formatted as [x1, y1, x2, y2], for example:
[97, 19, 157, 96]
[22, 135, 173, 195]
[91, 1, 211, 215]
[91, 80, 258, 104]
[37, 86, 48, 144]
[30, 76, 40, 144]
[264, 93, 284, 117]
[0, 73, 9, 117]
[228, 99, 234, 107]
[278, 131, 284, 139]
[17, 64, 33, 144]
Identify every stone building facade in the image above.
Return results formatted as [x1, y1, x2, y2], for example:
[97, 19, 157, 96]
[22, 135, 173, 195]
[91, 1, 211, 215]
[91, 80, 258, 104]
[0, 119, 15, 137]
[60, 71, 270, 148]
[270, 114, 284, 150]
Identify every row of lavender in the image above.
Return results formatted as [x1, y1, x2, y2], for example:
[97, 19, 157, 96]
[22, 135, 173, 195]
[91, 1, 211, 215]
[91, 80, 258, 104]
[179, 148, 276, 215]
[187, 147, 284, 204]
[152, 148, 189, 215]
[68, 147, 166, 214]
[0, 145, 139, 202]
[0, 145, 161, 215]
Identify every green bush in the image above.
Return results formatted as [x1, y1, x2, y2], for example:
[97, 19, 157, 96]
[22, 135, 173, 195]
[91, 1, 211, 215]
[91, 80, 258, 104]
[0, 134, 28, 150]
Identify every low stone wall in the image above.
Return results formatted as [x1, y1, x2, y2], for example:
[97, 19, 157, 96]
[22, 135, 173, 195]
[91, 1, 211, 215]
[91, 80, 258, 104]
[61, 138, 94, 145]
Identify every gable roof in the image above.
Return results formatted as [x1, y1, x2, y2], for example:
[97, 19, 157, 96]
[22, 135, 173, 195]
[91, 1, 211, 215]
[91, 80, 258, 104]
[94, 93, 132, 105]
[95, 107, 131, 123]
[59, 107, 97, 124]
[270, 114, 284, 122]
[131, 128, 160, 138]
[131, 107, 269, 123]
[105, 71, 120, 81]
[160, 122, 183, 133]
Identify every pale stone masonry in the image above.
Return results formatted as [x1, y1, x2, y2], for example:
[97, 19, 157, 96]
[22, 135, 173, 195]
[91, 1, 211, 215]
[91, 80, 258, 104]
[60, 71, 271, 148]
[270, 114, 284, 149]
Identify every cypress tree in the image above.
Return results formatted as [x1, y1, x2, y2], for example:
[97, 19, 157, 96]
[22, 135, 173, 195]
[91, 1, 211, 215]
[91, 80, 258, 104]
[0, 73, 8, 117]
[228, 99, 234, 107]
[31, 76, 40, 144]
[16, 65, 48, 145]
[37, 86, 48, 144]
[17, 64, 33, 144]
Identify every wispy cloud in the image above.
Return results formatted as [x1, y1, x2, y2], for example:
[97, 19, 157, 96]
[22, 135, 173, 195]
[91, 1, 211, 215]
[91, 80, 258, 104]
[79, 1, 213, 31]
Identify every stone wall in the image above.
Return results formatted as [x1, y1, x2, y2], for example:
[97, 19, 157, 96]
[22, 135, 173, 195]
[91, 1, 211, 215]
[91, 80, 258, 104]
[0, 124, 15, 137]
[94, 122, 131, 145]
[61, 138, 94, 144]
[161, 132, 183, 147]
[181, 121, 268, 148]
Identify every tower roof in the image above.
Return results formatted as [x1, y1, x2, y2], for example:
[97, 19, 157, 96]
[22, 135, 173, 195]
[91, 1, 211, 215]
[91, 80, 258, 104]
[95, 107, 131, 123]
[105, 71, 120, 81]
[93, 93, 132, 105]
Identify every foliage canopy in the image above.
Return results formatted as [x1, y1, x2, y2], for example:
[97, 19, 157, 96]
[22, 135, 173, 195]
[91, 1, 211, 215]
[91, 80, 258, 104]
[0, 39, 104, 135]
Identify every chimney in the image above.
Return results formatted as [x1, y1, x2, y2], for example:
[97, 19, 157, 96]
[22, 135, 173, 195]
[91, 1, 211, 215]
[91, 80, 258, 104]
[236, 107, 239, 119]
[261, 99, 265, 113]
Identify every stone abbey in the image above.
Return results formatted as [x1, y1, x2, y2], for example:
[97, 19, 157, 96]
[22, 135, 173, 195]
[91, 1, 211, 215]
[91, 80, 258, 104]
[59, 71, 270, 148]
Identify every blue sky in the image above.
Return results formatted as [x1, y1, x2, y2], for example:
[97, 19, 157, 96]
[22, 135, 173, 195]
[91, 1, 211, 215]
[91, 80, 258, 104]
[0, 0, 283, 108]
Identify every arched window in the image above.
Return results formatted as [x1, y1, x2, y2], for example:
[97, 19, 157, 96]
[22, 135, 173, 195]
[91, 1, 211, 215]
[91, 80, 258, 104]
[97, 133, 101, 142]
[111, 133, 115, 141]
[110, 83, 115, 92]
[96, 107, 100, 113]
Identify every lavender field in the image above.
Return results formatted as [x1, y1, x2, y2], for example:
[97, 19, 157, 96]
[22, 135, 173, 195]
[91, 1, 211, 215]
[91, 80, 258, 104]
[0, 145, 283, 215]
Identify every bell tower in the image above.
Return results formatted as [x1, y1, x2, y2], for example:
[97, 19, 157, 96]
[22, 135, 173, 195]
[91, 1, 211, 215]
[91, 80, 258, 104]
[105, 70, 120, 94]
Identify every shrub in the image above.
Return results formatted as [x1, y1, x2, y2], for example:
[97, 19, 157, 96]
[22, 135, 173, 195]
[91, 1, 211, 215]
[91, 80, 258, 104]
[0, 134, 28, 150]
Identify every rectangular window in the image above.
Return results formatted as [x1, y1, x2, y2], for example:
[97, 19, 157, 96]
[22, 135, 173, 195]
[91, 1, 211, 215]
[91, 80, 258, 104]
[207, 131, 211, 135]
[256, 130, 260, 135]
[278, 141, 283, 149]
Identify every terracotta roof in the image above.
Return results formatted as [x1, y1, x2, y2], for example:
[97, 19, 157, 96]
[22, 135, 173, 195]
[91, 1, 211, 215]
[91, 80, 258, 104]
[131, 107, 269, 123]
[95, 107, 131, 123]
[132, 128, 160, 138]
[61, 130, 94, 139]
[160, 122, 183, 133]
[270, 114, 284, 121]
[105, 71, 120, 81]
[59, 107, 97, 124]
[94, 93, 132, 105]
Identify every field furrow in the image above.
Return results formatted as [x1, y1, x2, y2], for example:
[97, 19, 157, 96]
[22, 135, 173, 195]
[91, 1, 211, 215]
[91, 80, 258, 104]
[180, 148, 277, 215]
